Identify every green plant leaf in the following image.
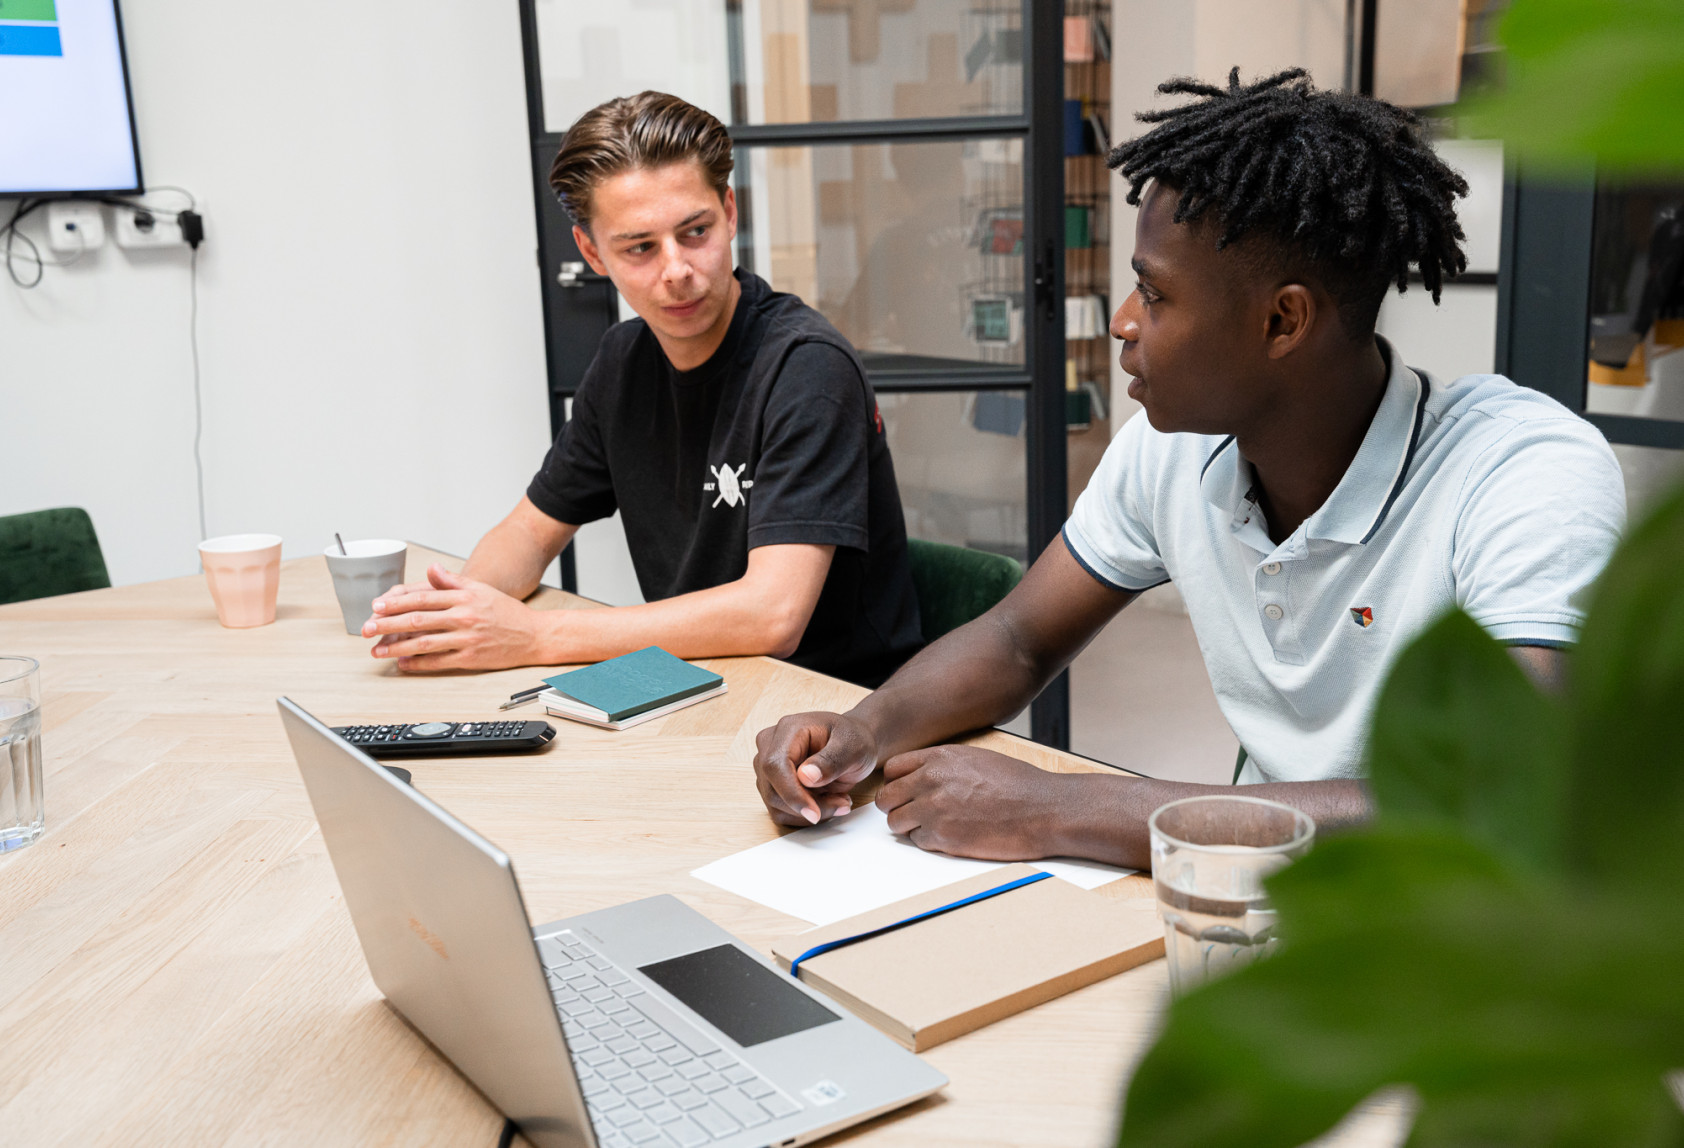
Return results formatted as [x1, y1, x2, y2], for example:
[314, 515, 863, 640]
[1117, 835, 1518, 1148]
[1118, 831, 1684, 1148]
[1565, 485, 1684, 891]
[1365, 609, 1568, 875]
[1460, 0, 1684, 175]
[1405, 1075, 1684, 1148]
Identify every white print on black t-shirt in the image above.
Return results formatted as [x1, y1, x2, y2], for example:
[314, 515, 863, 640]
[703, 463, 756, 508]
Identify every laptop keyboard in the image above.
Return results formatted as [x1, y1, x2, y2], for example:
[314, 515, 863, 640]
[538, 930, 804, 1148]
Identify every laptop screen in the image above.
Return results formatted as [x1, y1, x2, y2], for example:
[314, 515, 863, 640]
[640, 944, 840, 1048]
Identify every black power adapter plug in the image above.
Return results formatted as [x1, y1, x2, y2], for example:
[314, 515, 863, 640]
[177, 209, 204, 249]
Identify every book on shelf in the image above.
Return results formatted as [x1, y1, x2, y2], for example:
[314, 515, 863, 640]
[1065, 204, 1092, 249]
[1063, 15, 1093, 62]
[1063, 99, 1087, 156]
[1086, 109, 1110, 153]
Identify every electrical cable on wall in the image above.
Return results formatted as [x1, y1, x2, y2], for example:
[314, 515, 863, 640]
[3, 200, 53, 287]
[186, 236, 207, 541]
[4, 188, 209, 538]
[2, 186, 197, 287]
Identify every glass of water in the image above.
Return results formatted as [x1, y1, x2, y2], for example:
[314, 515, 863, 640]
[1, 656, 44, 854]
[1149, 795, 1314, 997]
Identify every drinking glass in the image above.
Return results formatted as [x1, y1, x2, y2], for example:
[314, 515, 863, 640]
[1149, 795, 1314, 996]
[1, 656, 45, 854]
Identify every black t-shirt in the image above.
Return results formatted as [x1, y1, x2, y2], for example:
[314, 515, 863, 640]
[527, 269, 923, 687]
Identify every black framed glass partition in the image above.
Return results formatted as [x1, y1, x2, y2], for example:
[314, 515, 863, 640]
[722, 0, 1069, 745]
[731, 137, 1028, 374]
[1498, 171, 1684, 452]
[1583, 180, 1684, 442]
[517, 0, 1072, 746]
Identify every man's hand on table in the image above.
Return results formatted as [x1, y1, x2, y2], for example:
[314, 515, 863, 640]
[753, 711, 879, 826]
[363, 564, 544, 671]
[876, 745, 1072, 860]
[752, 712, 1076, 860]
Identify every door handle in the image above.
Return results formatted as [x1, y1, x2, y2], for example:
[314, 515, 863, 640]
[558, 261, 608, 287]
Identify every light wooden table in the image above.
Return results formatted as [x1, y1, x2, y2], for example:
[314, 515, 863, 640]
[0, 548, 1407, 1147]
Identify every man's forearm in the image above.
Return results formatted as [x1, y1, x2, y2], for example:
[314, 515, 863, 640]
[530, 544, 833, 666]
[531, 582, 801, 665]
[849, 540, 1139, 764]
[1045, 773, 1373, 869]
[464, 517, 572, 600]
[849, 612, 1057, 763]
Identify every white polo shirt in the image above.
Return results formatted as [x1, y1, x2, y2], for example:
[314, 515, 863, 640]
[1063, 339, 1625, 784]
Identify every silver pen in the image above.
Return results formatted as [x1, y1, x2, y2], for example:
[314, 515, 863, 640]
[499, 684, 548, 711]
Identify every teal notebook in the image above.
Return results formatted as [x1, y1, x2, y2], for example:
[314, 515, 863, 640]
[543, 647, 724, 723]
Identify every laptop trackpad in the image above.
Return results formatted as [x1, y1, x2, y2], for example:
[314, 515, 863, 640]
[639, 944, 840, 1048]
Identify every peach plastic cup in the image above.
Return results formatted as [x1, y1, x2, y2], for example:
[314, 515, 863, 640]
[198, 534, 283, 628]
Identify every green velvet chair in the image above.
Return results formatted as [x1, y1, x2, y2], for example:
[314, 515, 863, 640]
[906, 538, 1025, 644]
[0, 508, 112, 605]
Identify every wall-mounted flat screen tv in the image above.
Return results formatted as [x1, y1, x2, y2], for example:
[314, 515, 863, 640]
[0, 0, 143, 195]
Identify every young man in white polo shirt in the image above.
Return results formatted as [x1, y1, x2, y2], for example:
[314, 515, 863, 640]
[747, 69, 1626, 869]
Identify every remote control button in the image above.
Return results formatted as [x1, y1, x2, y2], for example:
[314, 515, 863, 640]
[409, 722, 453, 738]
[458, 723, 478, 735]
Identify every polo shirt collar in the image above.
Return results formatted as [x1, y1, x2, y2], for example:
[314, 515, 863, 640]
[1199, 433, 1251, 526]
[1198, 337, 1429, 546]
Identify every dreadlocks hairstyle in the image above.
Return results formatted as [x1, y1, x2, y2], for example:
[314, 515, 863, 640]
[1109, 68, 1469, 336]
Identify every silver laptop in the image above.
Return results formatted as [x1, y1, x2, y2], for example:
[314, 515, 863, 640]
[277, 698, 945, 1148]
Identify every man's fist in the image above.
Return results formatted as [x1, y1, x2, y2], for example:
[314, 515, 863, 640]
[752, 711, 879, 825]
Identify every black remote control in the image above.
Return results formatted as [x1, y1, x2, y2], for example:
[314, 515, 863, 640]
[331, 719, 556, 757]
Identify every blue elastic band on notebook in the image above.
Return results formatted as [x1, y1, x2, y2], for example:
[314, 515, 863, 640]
[787, 870, 1052, 979]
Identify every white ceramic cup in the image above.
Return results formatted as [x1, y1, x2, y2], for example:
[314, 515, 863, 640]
[324, 540, 408, 636]
[198, 534, 283, 628]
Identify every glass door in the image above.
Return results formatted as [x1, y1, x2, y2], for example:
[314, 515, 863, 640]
[518, 0, 1071, 745]
[723, 0, 1071, 745]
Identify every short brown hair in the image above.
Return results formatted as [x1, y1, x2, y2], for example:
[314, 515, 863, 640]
[549, 91, 735, 232]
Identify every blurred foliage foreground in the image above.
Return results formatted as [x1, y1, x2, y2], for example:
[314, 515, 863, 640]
[1463, 0, 1684, 175]
[1117, 486, 1684, 1147]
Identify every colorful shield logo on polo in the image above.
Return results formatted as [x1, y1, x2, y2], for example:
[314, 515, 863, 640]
[1350, 606, 1374, 628]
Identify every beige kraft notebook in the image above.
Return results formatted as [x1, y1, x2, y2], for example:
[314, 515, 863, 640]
[770, 863, 1164, 1051]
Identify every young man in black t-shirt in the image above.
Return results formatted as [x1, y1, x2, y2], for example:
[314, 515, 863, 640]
[362, 91, 923, 689]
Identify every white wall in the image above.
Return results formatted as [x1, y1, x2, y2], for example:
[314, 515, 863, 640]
[1376, 285, 1498, 379]
[2, 2, 552, 586]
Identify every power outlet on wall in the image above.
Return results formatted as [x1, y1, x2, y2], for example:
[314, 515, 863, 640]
[46, 201, 106, 253]
[113, 206, 187, 249]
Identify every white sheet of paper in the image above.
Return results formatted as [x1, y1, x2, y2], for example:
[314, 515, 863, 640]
[691, 804, 1133, 926]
